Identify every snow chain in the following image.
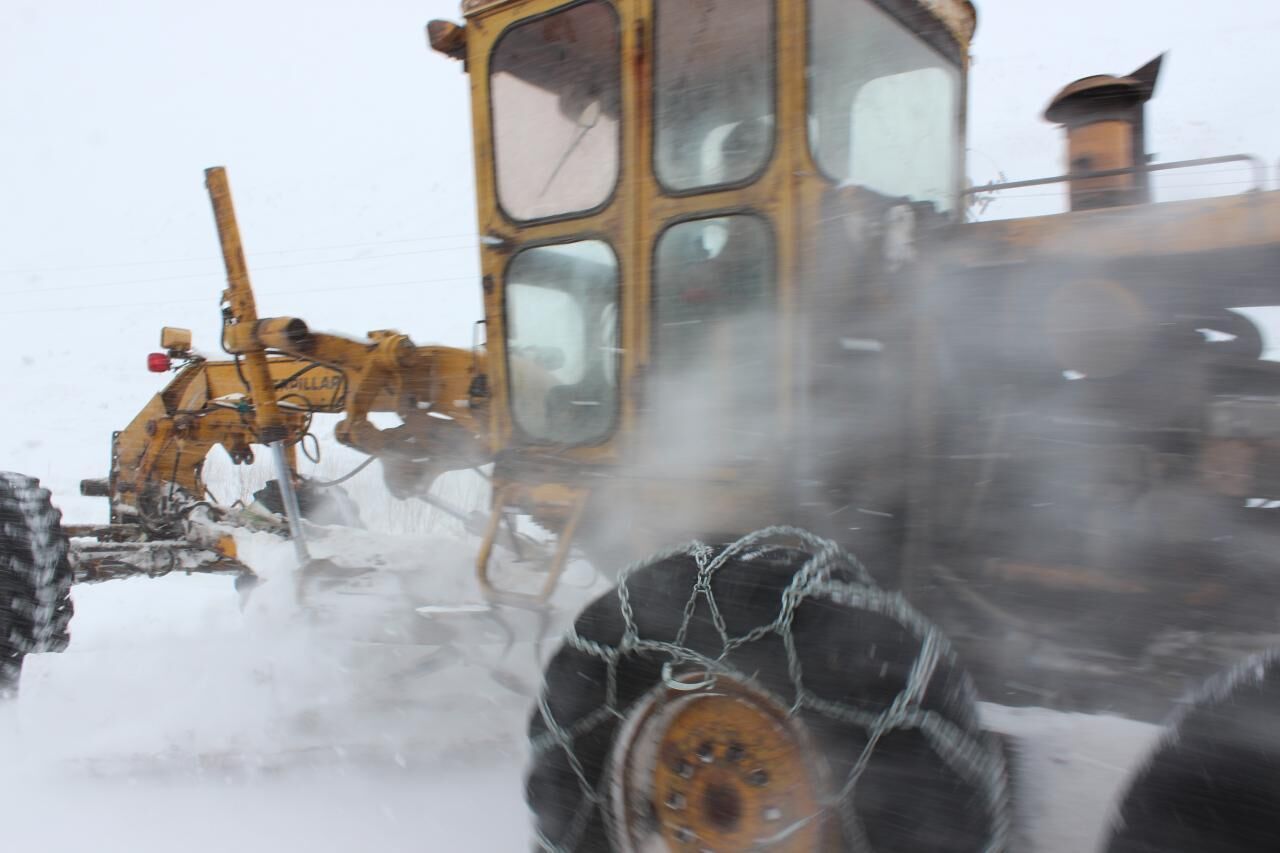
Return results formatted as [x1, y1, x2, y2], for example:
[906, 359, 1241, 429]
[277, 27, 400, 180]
[531, 526, 1012, 852]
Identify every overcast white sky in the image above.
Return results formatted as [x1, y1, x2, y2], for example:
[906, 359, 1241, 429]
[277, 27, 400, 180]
[0, 0, 1277, 444]
[1, 1, 474, 352]
[971, 0, 1280, 211]
[3, 0, 1277, 350]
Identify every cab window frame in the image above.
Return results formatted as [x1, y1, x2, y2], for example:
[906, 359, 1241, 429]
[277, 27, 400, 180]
[649, 207, 779, 360]
[650, 0, 779, 198]
[487, 0, 624, 226]
[501, 233, 624, 447]
[819, 0, 966, 67]
[647, 209, 781, 460]
[804, 0, 965, 203]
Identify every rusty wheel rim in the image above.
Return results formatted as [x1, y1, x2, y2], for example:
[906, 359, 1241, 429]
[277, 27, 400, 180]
[610, 674, 830, 852]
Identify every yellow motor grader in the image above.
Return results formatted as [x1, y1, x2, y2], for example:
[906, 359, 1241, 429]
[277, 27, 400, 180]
[5, 0, 1280, 849]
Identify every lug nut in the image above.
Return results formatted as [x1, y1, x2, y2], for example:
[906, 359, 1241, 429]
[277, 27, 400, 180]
[763, 806, 782, 822]
[748, 769, 769, 787]
[725, 742, 746, 763]
[674, 759, 694, 779]
[666, 791, 686, 810]
[696, 741, 715, 763]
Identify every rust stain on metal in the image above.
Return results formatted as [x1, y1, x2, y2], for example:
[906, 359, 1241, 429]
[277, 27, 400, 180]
[985, 558, 1148, 595]
[650, 691, 827, 851]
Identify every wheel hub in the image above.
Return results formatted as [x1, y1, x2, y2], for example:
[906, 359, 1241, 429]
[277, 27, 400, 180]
[610, 674, 830, 852]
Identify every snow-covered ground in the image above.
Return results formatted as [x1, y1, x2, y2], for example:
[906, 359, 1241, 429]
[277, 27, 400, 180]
[1, 540, 1169, 852]
[1, 522, 606, 852]
[984, 705, 1160, 852]
[0, 507, 1168, 852]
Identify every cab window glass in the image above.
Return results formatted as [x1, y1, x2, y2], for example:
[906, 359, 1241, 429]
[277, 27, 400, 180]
[651, 215, 775, 461]
[506, 240, 619, 444]
[490, 2, 621, 221]
[654, 0, 773, 193]
[809, 0, 960, 210]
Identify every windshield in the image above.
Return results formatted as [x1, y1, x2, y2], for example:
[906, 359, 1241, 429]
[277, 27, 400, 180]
[809, 0, 961, 210]
[489, 1, 621, 221]
[506, 240, 619, 444]
[653, 0, 774, 192]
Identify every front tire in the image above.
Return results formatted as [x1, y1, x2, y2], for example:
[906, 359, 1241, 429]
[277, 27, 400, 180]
[0, 473, 74, 698]
[526, 529, 1011, 851]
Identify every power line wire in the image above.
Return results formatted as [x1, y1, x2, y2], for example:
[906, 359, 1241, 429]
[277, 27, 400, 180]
[0, 230, 481, 277]
[4, 273, 478, 316]
[0, 243, 479, 297]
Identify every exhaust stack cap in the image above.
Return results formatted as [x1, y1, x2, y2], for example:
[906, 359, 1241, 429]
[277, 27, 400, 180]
[1044, 55, 1164, 210]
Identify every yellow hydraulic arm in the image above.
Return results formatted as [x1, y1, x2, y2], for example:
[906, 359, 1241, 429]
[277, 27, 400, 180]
[204, 166, 316, 561]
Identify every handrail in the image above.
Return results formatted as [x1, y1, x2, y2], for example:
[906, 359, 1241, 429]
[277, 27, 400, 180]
[964, 154, 1268, 196]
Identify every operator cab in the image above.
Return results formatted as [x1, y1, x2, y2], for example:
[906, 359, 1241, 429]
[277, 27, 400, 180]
[432, 0, 975, 545]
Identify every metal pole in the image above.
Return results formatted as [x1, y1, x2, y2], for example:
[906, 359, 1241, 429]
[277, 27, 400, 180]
[269, 442, 311, 564]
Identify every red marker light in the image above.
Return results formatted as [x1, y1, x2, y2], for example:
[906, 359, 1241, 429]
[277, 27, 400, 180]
[147, 353, 172, 373]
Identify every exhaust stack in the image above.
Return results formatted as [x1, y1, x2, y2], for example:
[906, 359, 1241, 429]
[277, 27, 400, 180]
[1045, 55, 1163, 210]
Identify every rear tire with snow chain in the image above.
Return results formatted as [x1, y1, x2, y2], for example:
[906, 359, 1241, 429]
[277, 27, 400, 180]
[526, 529, 1011, 852]
[1104, 649, 1280, 853]
[0, 473, 74, 698]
